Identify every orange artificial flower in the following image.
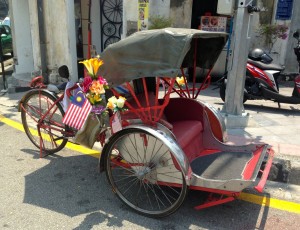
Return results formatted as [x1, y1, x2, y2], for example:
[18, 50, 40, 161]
[89, 80, 105, 95]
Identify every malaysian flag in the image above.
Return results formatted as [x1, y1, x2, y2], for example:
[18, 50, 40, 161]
[62, 87, 92, 130]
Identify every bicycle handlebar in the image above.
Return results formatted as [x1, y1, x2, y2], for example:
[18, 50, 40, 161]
[66, 84, 79, 98]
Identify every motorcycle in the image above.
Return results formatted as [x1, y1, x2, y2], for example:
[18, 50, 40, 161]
[219, 30, 300, 106]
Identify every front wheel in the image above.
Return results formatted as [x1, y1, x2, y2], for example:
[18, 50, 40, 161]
[219, 83, 248, 103]
[20, 90, 69, 154]
[103, 128, 188, 218]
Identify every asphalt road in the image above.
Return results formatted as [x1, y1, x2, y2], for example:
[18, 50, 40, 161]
[0, 110, 300, 229]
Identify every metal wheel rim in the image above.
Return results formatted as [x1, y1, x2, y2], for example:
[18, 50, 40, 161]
[22, 92, 67, 152]
[106, 130, 187, 216]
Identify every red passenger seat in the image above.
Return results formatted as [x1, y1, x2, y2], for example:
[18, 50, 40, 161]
[164, 98, 204, 161]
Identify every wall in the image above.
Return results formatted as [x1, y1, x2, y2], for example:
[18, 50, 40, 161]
[123, 0, 172, 37]
[123, 0, 138, 37]
[149, 0, 170, 19]
[91, 0, 101, 55]
[11, 0, 78, 83]
[249, 0, 292, 72]
[11, 0, 34, 76]
[283, 0, 300, 73]
[169, 0, 192, 28]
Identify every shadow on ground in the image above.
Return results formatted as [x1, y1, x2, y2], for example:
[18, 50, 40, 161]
[22, 150, 269, 229]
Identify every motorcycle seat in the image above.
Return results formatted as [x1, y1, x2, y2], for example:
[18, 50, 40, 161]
[248, 59, 284, 71]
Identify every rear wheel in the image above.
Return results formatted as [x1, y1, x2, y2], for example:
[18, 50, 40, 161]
[21, 90, 69, 154]
[103, 128, 187, 218]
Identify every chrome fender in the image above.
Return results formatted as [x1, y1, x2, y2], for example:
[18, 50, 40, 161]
[101, 124, 192, 185]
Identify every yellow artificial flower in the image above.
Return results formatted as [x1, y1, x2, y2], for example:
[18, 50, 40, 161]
[89, 80, 105, 95]
[176, 76, 185, 86]
[87, 94, 102, 105]
[79, 57, 104, 78]
[91, 58, 104, 76]
[106, 100, 116, 110]
[79, 59, 94, 76]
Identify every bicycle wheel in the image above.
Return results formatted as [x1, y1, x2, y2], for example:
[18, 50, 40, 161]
[21, 90, 69, 154]
[103, 128, 187, 218]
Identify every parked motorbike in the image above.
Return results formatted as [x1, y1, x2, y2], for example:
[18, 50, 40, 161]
[219, 30, 300, 106]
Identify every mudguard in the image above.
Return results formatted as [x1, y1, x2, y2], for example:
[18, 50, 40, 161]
[99, 124, 192, 184]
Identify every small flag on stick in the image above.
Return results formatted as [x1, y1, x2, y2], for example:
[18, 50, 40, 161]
[62, 87, 92, 130]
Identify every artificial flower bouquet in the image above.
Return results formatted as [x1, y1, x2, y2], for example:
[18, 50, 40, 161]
[107, 96, 127, 113]
[80, 57, 109, 117]
[71, 56, 127, 148]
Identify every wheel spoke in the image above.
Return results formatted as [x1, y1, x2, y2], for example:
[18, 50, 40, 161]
[105, 129, 187, 217]
[21, 91, 68, 154]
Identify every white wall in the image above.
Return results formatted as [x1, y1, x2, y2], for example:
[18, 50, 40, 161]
[11, 0, 34, 75]
[149, 0, 170, 18]
[91, 0, 101, 55]
[123, 0, 138, 38]
[123, 0, 171, 37]
[169, 0, 192, 28]
[249, 0, 292, 68]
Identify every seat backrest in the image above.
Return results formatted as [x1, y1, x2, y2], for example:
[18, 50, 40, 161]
[164, 97, 204, 123]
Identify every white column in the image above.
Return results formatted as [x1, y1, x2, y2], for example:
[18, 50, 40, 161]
[10, 0, 34, 75]
[222, 0, 252, 116]
[66, 0, 78, 82]
[28, 0, 41, 73]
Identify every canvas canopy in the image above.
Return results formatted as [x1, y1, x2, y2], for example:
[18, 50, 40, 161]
[99, 28, 228, 86]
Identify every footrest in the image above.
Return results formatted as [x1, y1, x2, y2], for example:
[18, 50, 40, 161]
[255, 147, 275, 193]
[191, 151, 253, 180]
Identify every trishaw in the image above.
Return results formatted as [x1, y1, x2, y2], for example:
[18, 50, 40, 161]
[19, 28, 274, 218]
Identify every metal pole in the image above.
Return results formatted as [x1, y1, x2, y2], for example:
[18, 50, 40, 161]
[222, 0, 253, 116]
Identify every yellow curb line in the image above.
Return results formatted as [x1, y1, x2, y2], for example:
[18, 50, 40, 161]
[0, 114, 100, 158]
[239, 192, 300, 214]
[1, 114, 300, 214]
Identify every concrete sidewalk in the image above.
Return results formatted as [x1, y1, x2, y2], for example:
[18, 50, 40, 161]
[1, 76, 300, 166]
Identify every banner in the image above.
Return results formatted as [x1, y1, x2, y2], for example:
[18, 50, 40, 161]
[138, 0, 149, 31]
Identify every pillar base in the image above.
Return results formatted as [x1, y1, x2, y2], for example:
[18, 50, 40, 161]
[221, 112, 250, 128]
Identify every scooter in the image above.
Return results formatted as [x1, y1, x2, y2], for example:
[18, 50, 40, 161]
[219, 30, 300, 106]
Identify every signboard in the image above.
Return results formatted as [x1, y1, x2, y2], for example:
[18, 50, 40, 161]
[138, 0, 149, 31]
[276, 0, 294, 20]
[200, 16, 227, 32]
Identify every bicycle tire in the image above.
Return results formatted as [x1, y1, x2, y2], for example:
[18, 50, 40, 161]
[21, 90, 69, 154]
[103, 128, 188, 218]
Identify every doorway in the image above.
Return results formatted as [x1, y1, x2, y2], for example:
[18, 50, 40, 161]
[191, 0, 218, 30]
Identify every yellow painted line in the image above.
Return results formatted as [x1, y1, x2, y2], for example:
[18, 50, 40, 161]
[0, 114, 100, 158]
[239, 192, 300, 214]
[1, 114, 300, 213]
[0, 114, 25, 132]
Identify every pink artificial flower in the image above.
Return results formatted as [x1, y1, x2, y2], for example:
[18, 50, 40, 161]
[98, 76, 108, 85]
[82, 76, 93, 93]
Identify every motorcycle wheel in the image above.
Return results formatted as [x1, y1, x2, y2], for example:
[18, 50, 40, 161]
[220, 83, 248, 103]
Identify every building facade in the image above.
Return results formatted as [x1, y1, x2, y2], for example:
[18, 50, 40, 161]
[7, 0, 300, 89]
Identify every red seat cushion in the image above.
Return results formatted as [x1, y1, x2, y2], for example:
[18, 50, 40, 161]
[171, 120, 203, 149]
